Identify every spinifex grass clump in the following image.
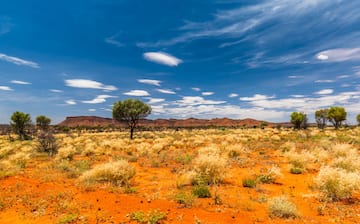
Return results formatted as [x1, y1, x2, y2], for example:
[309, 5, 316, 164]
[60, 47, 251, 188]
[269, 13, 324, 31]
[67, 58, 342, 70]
[315, 166, 360, 201]
[79, 160, 135, 187]
[192, 146, 228, 185]
[268, 195, 298, 218]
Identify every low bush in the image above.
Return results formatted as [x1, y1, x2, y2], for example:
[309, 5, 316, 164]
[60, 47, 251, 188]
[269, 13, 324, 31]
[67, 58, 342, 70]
[242, 178, 257, 188]
[79, 160, 135, 186]
[192, 185, 211, 198]
[268, 196, 298, 218]
[315, 166, 360, 201]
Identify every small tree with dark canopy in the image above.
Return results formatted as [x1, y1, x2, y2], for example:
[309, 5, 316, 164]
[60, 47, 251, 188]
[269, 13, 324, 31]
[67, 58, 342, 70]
[315, 109, 328, 129]
[10, 111, 32, 140]
[290, 112, 307, 130]
[327, 106, 346, 129]
[357, 114, 360, 126]
[36, 115, 51, 131]
[112, 99, 151, 139]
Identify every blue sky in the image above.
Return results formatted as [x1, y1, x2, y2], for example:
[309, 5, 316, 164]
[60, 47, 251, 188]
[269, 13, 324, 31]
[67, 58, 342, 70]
[0, 0, 359, 124]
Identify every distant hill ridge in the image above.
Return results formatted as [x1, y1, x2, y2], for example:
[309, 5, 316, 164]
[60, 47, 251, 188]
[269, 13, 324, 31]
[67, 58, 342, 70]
[58, 116, 283, 128]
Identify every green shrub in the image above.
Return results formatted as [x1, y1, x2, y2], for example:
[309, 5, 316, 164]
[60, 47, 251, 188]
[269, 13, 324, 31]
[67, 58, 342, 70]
[192, 185, 211, 198]
[257, 174, 274, 184]
[242, 178, 257, 188]
[290, 167, 303, 174]
[174, 191, 195, 207]
[130, 210, 166, 224]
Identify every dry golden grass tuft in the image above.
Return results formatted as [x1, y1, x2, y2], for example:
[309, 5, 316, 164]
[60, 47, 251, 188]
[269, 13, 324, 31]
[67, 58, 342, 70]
[79, 160, 136, 187]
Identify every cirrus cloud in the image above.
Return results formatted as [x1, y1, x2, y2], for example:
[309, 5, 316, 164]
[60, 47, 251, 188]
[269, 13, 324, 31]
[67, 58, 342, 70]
[240, 94, 275, 101]
[137, 79, 162, 86]
[123, 90, 150, 96]
[143, 52, 182, 66]
[10, 80, 31, 85]
[314, 89, 333, 95]
[65, 99, 76, 105]
[156, 88, 176, 94]
[0, 86, 13, 91]
[82, 95, 116, 104]
[316, 48, 360, 62]
[0, 53, 39, 68]
[65, 79, 117, 92]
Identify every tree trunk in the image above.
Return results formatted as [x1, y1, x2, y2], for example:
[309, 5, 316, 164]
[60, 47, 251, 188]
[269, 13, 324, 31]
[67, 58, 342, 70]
[130, 127, 134, 140]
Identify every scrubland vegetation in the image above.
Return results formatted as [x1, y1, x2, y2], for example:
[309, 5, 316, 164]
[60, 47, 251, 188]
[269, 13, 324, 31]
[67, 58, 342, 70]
[0, 127, 359, 223]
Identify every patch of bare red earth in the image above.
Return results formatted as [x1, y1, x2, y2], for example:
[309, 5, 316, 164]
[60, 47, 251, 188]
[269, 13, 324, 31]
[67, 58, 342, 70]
[1, 152, 360, 223]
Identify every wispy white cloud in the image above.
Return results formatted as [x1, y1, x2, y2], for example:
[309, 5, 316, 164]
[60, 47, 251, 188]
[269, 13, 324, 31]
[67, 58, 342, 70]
[65, 100, 76, 105]
[146, 97, 165, 104]
[291, 95, 306, 98]
[123, 90, 150, 96]
[245, 92, 360, 122]
[88, 109, 96, 112]
[337, 75, 350, 79]
[65, 79, 117, 92]
[316, 48, 360, 62]
[0, 86, 13, 91]
[82, 95, 116, 104]
[138, 79, 162, 86]
[228, 93, 238, 98]
[50, 89, 63, 93]
[156, 88, 176, 94]
[240, 94, 275, 101]
[139, 0, 334, 47]
[0, 53, 39, 68]
[288, 75, 304, 79]
[143, 52, 182, 66]
[152, 103, 287, 122]
[10, 80, 31, 85]
[314, 89, 333, 95]
[176, 96, 226, 106]
[105, 33, 124, 47]
[202, 92, 214, 96]
[191, 87, 201, 91]
[315, 79, 335, 83]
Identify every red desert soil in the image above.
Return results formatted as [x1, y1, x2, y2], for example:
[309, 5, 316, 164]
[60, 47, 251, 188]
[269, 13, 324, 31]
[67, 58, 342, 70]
[0, 129, 359, 224]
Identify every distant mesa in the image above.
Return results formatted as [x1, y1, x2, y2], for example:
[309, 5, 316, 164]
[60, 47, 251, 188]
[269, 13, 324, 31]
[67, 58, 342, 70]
[57, 116, 287, 128]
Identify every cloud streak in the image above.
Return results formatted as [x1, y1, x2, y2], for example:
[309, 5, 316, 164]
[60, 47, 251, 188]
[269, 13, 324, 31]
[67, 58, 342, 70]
[0, 86, 13, 91]
[143, 52, 182, 66]
[0, 53, 39, 68]
[10, 80, 31, 85]
[123, 90, 150, 96]
[82, 95, 116, 104]
[65, 79, 117, 92]
[138, 79, 162, 86]
[316, 48, 360, 62]
[156, 88, 176, 94]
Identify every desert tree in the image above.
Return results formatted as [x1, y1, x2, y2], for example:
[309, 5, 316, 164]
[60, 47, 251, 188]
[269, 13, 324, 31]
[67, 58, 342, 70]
[357, 114, 360, 126]
[327, 106, 346, 129]
[10, 111, 32, 140]
[290, 112, 307, 130]
[315, 109, 328, 129]
[112, 99, 151, 139]
[36, 115, 51, 131]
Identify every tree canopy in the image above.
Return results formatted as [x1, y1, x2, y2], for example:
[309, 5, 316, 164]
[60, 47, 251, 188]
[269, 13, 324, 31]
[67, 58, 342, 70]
[327, 106, 346, 129]
[10, 111, 32, 140]
[36, 115, 51, 131]
[315, 109, 328, 129]
[290, 112, 307, 130]
[112, 99, 151, 139]
[356, 114, 360, 126]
